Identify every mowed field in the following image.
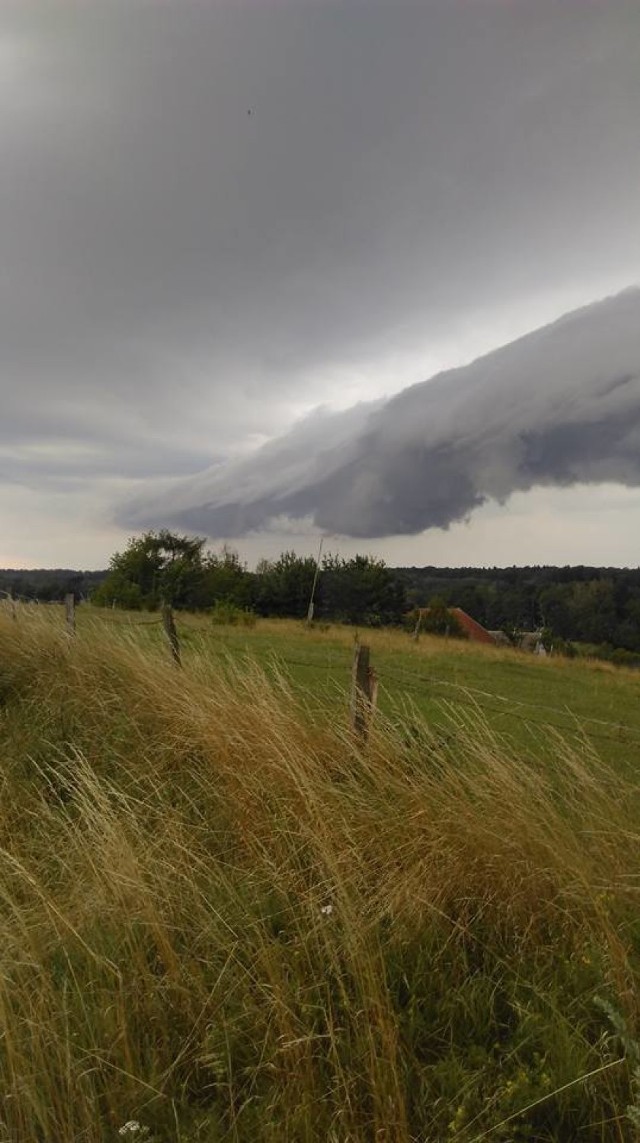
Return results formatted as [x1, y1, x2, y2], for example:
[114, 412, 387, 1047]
[2, 602, 640, 1141]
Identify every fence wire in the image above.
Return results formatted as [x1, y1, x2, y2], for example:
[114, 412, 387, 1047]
[5, 602, 640, 747]
[252, 649, 640, 747]
[379, 663, 640, 740]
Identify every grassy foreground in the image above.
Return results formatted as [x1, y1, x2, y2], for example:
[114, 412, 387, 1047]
[2, 609, 640, 1140]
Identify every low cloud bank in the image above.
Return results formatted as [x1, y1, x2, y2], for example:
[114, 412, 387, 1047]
[121, 287, 640, 538]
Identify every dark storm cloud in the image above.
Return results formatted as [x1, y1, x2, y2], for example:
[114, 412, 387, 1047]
[122, 288, 640, 537]
[1, 0, 640, 488]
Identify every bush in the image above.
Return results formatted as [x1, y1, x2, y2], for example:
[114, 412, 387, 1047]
[610, 647, 640, 668]
[405, 599, 464, 639]
[549, 636, 577, 659]
[210, 600, 257, 627]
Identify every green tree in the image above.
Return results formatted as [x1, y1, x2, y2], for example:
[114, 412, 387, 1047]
[417, 596, 463, 637]
[254, 552, 317, 618]
[91, 531, 208, 610]
[200, 547, 254, 610]
[567, 580, 617, 645]
[319, 554, 406, 626]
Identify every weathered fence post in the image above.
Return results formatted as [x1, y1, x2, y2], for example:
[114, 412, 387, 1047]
[350, 641, 377, 742]
[64, 593, 76, 637]
[161, 603, 181, 666]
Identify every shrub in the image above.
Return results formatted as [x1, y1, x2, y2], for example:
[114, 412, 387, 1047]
[210, 599, 257, 626]
[405, 600, 464, 639]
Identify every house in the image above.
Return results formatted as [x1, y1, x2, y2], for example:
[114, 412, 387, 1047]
[448, 608, 498, 644]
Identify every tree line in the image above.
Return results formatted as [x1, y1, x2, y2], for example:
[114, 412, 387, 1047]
[397, 565, 640, 656]
[0, 568, 105, 603]
[4, 545, 640, 656]
[88, 531, 407, 627]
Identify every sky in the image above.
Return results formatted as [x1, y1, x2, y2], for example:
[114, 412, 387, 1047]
[1, 0, 639, 570]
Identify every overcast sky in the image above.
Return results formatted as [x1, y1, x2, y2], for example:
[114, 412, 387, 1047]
[1, 0, 639, 569]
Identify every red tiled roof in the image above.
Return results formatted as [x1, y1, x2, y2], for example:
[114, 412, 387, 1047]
[449, 608, 496, 644]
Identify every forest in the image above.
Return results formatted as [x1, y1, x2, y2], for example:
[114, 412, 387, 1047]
[398, 565, 640, 654]
[3, 546, 640, 656]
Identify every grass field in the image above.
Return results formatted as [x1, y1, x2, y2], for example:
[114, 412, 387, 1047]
[2, 603, 640, 1140]
[90, 606, 640, 768]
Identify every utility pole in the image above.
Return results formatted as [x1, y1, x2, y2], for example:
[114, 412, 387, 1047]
[306, 536, 324, 625]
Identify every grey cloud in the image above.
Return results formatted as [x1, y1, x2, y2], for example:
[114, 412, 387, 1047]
[0, 441, 217, 484]
[1, 0, 640, 488]
[121, 287, 640, 537]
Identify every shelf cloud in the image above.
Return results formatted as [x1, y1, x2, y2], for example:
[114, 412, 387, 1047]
[2, 1, 640, 565]
[122, 288, 640, 539]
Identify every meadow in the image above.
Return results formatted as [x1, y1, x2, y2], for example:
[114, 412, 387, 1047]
[1, 603, 640, 1140]
[92, 606, 640, 770]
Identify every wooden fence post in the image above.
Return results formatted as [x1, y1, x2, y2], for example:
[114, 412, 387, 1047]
[350, 642, 377, 742]
[161, 603, 181, 666]
[64, 593, 76, 637]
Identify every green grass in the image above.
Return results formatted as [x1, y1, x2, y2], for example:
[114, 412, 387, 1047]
[87, 606, 640, 768]
[1, 603, 640, 1140]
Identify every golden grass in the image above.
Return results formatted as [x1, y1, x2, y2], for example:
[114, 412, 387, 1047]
[1, 607, 640, 1140]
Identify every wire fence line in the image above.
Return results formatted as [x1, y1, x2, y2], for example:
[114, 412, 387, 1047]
[175, 625, 640, 746]
[378, 664, 640, 745]
[119, 618, 165, 627]
[5, 600, 639, 747]
[245, 650, 640, 746]
[379, 663, 640, 735]
[378, 680, 639, 747]
[205, 641, 640, 746]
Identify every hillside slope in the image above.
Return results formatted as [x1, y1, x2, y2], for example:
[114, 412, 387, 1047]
[2, 608, 640, 1139]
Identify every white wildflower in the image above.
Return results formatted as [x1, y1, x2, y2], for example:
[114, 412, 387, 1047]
[320, 904, 333, 916]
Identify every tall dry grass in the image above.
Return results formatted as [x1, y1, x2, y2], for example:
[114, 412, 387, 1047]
[1, 607, 640, 1141]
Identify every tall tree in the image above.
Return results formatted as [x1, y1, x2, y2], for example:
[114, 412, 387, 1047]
[91, 531, 208, 610]
[320, 554, 406, 626]
[254, 552, 317, 618]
